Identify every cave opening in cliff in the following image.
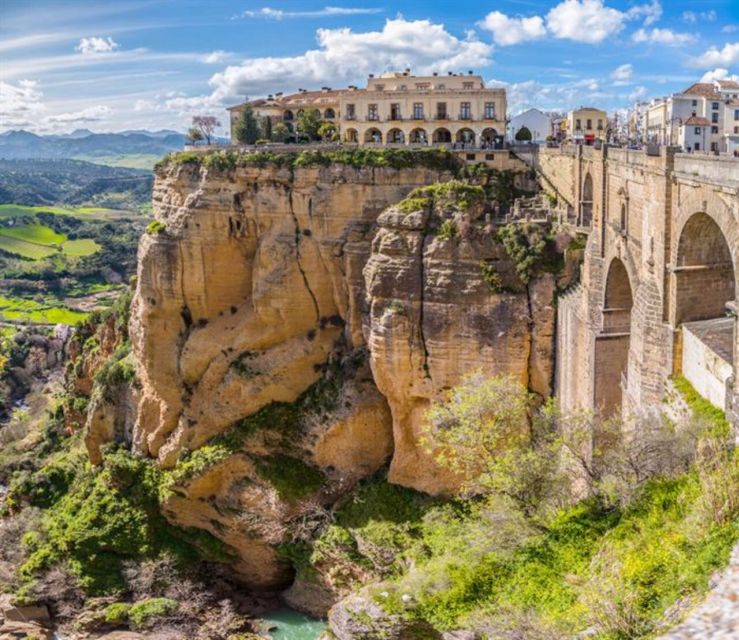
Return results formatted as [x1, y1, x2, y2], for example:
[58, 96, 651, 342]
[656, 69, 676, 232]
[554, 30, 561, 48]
[595, 258, 633, 415]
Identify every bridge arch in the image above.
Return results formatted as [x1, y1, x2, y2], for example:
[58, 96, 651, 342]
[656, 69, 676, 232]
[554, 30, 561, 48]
[673, 212, 736, 325]
[595, 257, 634, 415]
[580, 172, 593, 228]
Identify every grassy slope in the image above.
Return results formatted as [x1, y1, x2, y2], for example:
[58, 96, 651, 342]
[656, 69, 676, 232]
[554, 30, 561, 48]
[72, 154, 161, 170]
[0, 235, 58, 259]
[0, 295, 87, 325]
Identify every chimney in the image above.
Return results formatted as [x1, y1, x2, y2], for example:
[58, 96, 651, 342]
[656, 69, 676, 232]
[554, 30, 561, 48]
[433, 71, 438, 76]
[448, 71, 453, 76]
[369, 73, 374, 78]
[468, 70, 473, 75]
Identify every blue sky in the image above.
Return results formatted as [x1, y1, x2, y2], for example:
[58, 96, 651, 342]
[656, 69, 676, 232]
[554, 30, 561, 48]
[1, 0, 737, 134]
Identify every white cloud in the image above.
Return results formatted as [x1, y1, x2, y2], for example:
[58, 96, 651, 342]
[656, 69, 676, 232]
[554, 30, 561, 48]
[44, 105, 112, 124]
[632, 28, 695, 45]
[722, 25, 739, 34]
[202, 50, 230, 64]
[477, 11, 546, 46]
[75, 36, 119, 55]
[489, 76, 614, 114]
[0, 80, 45, 128]
[205, 18, 492, 103]
[700, 68, 739, 83]
[236, 6, 383, 20]
[687, 42, 739, 68]
[682, 10, 716, 24]
[611, 63, 633, 84]
[546, 0, 626, 44]
[627, 0, 662, 26]
[628, 85, 648, 101]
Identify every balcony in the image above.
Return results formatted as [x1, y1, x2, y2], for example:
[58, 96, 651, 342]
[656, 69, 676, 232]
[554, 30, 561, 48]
[389, 115, 403, 121]
[435, 113, 449, 120]
[367, 115, 380, 121]
[345, 114, 356, 120]
[458, 114, 472, 120]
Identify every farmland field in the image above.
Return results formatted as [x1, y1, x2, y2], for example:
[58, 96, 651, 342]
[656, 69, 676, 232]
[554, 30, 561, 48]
[0, 203, 133, 220]
[61, 238, 101, 256]
[0, 223, 66, 245]
[0, 295, 87, 325]
[0, 235, 58, 259]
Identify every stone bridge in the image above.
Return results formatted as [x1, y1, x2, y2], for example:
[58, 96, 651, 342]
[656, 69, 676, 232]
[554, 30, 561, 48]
[517, 144, 739, 424]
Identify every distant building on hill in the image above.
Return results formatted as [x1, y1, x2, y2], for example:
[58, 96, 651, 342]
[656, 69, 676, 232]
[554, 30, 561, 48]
[227, 70, 507, 148]
[566, 107, 608, 144]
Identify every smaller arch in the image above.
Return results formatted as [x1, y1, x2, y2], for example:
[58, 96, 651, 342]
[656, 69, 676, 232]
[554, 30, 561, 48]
[387, 128, 405, 144]
[324, 108, 336, 119]
[581, 172, 593, 228]
[409, 128, 428, 144]
[364, 128, 382, 143]
[344, 128, 358, 143]
[282, 110, 294, 121]
[455, 128, 475, 144]
[604, 259, 633, 313]
[481, 128, 499, 147]
[432, 127, 451, 143]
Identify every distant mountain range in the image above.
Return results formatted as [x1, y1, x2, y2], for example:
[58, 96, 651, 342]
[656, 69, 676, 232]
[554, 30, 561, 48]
[0, 129, 229, 161]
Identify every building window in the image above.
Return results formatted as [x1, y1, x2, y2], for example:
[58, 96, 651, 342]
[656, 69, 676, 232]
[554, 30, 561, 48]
[460, 102, 471, 119]
[436, 102, 447, 119]
[597, 119, 603, 130]
[463, 81, 474, 90]
[694, 127, 702, 134]
[368, 104, 378, 121]
[735, 126, 739, 134]
[692, 99, 698, 107]
[576, 119, 581, 130]
[694, 142, 700, 151]
[712, 102, 719, 110]
[390, 103, 401, 120]
[711, 142, 718, 151]
[712, 112, 719, 123]
[374, 84, 385, 91]
[413, 103, 424, 119]
[416, 83, 430, 90]
[711, 126, 719, 134]
[466, 153, 476, 160]
[735, 109, 739, 120]
[346, 104, 355, 120]
[484, 102, 495, 119]
[586, 119, 592, 129]
[398, 85, 407, 90]
[436, 83, 446, 90]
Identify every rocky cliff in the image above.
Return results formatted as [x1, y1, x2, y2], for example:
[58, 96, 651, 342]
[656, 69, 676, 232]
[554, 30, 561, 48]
[125, 150, 575, 598]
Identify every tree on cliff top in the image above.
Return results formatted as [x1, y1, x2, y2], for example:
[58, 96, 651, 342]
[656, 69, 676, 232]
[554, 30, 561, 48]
[296, 108, 322, 142]
[233, 105, 260, 145]
[191, 115, 221, 145]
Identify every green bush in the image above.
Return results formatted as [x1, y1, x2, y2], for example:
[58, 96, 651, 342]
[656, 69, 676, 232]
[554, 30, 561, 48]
[255, 454, 325, 502]
[436, 219, 457, 240]
[146, 220, 166, 235]
[104, 602, 132, 625]
[128, 597, 178, 629]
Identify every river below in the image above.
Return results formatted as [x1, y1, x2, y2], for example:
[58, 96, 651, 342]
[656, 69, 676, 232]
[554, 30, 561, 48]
[261, 607, 327, 639]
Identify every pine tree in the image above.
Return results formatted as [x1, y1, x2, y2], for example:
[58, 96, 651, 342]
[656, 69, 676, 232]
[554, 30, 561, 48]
[234, 104, 260, 144]
[262, 116, 272, 141]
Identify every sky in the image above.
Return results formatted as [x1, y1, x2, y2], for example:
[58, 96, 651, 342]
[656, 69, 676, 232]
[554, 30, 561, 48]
[1, 0, 738, 134]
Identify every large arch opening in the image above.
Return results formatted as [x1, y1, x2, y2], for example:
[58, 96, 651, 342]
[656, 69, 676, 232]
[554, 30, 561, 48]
[324, 108, 336, 119]
[409, 128, 427, 144]
[432, 128, 451, 143]
[282, 110, 294, 122]
[673, 212, 736, 409]
[595, 258, 633, 415]
[581, 172, 593, 228]
[387, 128, 405, 144]
[344, 128, 358, 143]
[364, 128, 382, 144]
[674, 212, 735, 325]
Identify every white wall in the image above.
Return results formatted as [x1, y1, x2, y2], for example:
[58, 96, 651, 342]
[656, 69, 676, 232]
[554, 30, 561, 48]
[509, 109, 552, 142]
[682, 322, 733, 410]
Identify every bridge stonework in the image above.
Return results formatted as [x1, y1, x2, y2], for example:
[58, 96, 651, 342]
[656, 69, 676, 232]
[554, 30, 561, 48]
[524, 145, 739, 423]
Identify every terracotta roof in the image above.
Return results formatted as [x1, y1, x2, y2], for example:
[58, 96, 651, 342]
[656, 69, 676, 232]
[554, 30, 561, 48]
[684, 115, 710, 126]
[718, 80, 739, 90]
[680, 82, 721, 98]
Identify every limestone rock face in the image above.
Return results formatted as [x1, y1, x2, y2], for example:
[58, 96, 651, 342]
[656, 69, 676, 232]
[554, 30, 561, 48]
[131, 161, 451, 587]
[130, 158, 568, 592]
[363, 197, 559, 495]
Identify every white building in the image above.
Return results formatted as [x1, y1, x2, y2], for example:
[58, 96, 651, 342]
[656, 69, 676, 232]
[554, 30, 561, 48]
[508, 108, 552, 142]
[646, 79, 739, 152]
[627, 101, 649, 143]
[723, 98, 739, 155]
[678, 115, 711, 152]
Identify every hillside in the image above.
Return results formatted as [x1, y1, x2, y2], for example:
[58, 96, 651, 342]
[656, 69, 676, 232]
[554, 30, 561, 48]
[0, 158, 152, 210]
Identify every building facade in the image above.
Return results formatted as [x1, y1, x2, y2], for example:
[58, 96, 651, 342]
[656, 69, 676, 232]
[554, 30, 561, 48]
[645, 80, 739, 152]
[227, 70, 507, 148]
[566, 107, 608, 144]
